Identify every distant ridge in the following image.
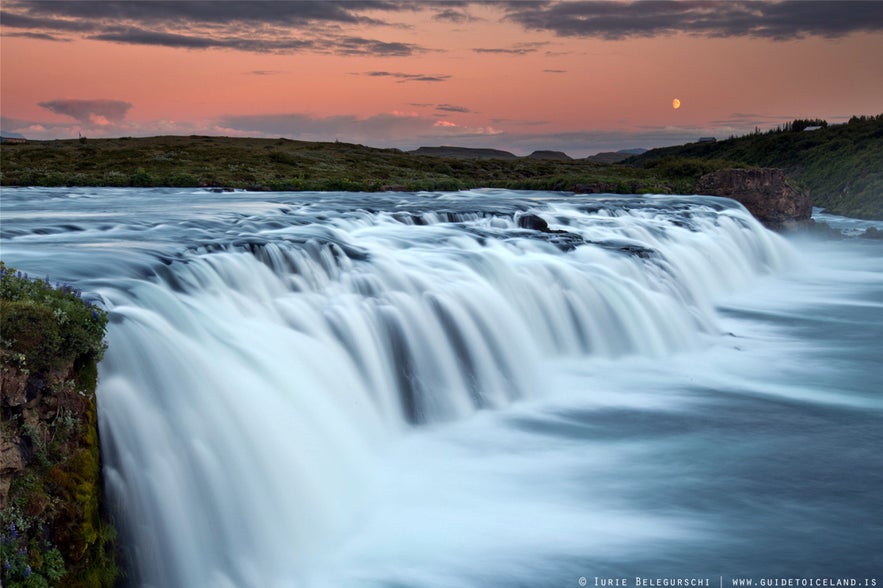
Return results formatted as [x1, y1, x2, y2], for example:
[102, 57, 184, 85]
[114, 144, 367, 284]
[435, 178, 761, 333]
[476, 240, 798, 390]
[585, 152, 631, 164]
[526, 150, 572, 161]
[411, 146, 517, 159]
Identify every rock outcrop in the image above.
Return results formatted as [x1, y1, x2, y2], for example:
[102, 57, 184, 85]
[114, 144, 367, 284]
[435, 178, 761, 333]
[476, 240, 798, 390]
[1, 265, 119, 587]
[696, 168, 813, 230]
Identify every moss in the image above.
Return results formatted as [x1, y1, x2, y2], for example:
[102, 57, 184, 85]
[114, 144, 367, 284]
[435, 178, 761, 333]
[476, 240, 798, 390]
[1, 263, 119, 587]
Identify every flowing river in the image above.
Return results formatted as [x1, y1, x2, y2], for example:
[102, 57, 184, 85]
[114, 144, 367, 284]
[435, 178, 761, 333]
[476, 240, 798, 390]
[1, 188, 881, 587]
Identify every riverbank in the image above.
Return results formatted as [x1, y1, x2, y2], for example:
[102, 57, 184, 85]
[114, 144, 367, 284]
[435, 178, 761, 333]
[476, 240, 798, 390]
[0, 264, 119, 587]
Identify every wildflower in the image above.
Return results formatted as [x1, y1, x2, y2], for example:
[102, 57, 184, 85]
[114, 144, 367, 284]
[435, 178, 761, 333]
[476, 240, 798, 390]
[4, 560, 10, 570]
[9, 522, 17, 539]
[24, 564, 31, 577]
[91, 310, 99, 320]
[17, 271, 22, 278]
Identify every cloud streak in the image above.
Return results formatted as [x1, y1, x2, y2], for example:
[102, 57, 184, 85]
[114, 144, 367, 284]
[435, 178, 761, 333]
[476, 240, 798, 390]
[359, 71, 452, 82]
[504, 1, 883, 41]
[0, 0, 426, 55]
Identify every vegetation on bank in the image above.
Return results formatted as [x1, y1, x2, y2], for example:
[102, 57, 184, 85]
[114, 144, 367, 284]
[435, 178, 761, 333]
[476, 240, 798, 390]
[1, 113, 879, 219]
[0, 135, 691, 195]
[0, 263, 118, 588]
[628, 114, 883, 219]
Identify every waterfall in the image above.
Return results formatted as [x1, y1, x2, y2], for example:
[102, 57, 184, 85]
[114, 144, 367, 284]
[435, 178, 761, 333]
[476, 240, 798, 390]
[84, 192, 795, 586]
[2, 188, 816, 586]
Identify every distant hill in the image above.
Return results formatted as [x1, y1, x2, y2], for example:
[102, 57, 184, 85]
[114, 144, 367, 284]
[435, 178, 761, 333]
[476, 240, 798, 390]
[627, 114, 883, 219]
[526, 150, 572, 161]
[410, 146, 517, 159]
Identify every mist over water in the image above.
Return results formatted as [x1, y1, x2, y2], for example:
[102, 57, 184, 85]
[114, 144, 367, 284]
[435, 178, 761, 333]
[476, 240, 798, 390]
[2, 188, 881, 587]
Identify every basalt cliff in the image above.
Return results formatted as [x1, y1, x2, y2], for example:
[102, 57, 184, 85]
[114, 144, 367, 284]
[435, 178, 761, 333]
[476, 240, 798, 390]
[696, 168, 813, 230]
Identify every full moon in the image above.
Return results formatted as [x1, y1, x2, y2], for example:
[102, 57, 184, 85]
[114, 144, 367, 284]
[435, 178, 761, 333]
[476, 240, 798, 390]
[672, 98, 681, 109]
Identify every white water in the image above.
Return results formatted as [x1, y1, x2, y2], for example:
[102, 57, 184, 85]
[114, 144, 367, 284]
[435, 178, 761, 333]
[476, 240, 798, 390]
[2, 188, 881, 586]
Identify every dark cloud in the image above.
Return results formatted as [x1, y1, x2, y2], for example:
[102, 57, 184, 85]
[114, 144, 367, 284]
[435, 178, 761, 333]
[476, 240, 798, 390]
[8, 1, 396, 27]
[436, 104, 471, 113]
[543, 68, 567, 73]
[504, 1, 883, 40]
[359, 71, 452, 82]
[1, 0, 425, 55]
[38, 99, 133, 124]
[473, 41, 549, 55]
[334, 36, 418, 56]
[3, 31, 69, 41]
[433, 8, 470, 23]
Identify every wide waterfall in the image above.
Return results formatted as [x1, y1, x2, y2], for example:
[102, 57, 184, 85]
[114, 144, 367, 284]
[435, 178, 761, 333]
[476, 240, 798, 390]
[2, 188, 881, 587]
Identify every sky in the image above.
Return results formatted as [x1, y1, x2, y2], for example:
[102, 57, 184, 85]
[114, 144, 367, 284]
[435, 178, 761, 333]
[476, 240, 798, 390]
[1, 1, 882, 157]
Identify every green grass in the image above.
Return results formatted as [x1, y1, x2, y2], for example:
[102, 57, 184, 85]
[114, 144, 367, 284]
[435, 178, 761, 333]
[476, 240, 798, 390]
[627, 114, 883, 219]
[1, 135, 686, 195]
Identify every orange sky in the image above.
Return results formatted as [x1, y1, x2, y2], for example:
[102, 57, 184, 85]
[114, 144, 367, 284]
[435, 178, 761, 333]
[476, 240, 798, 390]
[2, 1, 882, 156]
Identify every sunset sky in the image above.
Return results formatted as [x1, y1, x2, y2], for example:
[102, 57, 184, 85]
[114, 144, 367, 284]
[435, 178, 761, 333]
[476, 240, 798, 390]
[2, 1, 882, 156]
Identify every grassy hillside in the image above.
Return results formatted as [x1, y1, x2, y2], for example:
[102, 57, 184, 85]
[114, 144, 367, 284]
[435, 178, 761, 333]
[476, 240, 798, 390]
[0, 135, 691, 195]
[628, 114, 883, 219]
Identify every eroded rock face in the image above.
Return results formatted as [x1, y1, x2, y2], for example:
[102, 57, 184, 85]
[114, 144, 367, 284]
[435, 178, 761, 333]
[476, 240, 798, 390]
[696, 168, 813, 230]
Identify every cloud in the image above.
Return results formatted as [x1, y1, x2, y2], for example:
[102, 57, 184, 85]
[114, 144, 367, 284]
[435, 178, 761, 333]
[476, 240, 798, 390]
[504, 1, 883, 40]
[473, 41, 549, 55]
[3, 31, 70, 41]
[359, 71, 452, 82]
[433, 8, 470, 23]
[216, 111, 501, 147]
[436, 104, 472, 113]
[543, 68, 567, 73]
[1, 0, 426, 55]
[37, 99, 133, 124]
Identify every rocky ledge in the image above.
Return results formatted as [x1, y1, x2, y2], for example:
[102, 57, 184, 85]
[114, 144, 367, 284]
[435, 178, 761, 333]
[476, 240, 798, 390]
[696, 168, 813, 230]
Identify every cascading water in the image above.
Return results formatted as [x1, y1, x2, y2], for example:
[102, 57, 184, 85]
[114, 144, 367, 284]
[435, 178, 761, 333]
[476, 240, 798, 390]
[2, 188, 881, 587]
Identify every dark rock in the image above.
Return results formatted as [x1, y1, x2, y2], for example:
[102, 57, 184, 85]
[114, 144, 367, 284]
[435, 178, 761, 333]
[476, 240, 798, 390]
[862, 226, 883, 239]
[517, 213, 552, 232]
[695, 168, 813, 230]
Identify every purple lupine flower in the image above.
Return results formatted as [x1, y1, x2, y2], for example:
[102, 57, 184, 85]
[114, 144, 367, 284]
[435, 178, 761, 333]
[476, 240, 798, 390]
[4, 560, 10, 570]
[17, 271, 22, 278]
[9, 523, 17, 539]
[24, 564, 31, 577]
[91, 310, 99, 320]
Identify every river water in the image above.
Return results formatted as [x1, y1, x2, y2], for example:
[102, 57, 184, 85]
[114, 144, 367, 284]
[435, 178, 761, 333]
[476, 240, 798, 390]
[1, 188, 881, 587]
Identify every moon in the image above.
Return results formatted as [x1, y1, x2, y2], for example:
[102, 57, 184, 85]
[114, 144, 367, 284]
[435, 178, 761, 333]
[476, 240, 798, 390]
[672, 98, 681, 109]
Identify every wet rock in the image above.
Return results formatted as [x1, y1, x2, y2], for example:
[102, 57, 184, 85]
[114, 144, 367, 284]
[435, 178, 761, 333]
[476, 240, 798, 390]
[696, 168, 812, 230]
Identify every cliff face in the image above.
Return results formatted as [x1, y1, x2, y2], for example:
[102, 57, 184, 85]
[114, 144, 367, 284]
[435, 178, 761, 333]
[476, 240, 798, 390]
[696, 168, 813, 230]
[1, 264, 119, 587]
